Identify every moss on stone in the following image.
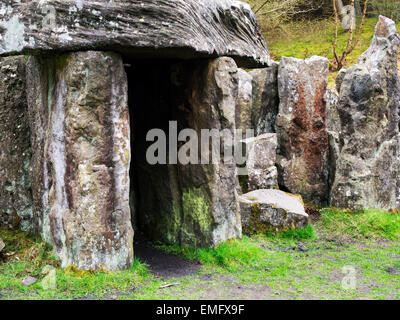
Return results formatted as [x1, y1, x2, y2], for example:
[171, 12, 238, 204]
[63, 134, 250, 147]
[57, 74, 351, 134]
[238, 174, 249, 194]
[181, 188, 212, 247]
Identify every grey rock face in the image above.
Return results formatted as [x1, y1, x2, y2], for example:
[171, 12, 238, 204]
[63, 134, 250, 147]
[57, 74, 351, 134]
[0, 0, 269, 68]
[336, 68, 347, 94]
[239, 189, 308, 234]
[241, 134, 278, 191]
[325, 89, 340, 195]
[330, 16, 400, 210]
[27, 51, 134, 270]
[249, 61, 280, 134]
[275, 56, 330, 204]
[236, 69, 253, 135]
[0, 56, 33, 230]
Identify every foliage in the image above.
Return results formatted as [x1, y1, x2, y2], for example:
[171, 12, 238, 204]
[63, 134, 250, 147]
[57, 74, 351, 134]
[265, 17, 380, 87]
[244, 0, 325, 32]
[332, 0, 370, 71]
[369, 0, 400, 20]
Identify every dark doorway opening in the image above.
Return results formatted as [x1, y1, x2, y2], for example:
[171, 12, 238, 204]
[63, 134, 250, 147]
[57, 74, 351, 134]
[125, 59, 189, 245]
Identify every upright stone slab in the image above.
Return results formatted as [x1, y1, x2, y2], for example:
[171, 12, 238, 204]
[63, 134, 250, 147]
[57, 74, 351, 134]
[179, 57, 242, 247]
[27, 51, 133, 270]
[325, 88, 340, 197]
[249, 61, 279, 135]
[331, 16, 400, 210]
[275, 56, 329, 204]
[236, 69, 253, 135]
[0, 56, 33, 230]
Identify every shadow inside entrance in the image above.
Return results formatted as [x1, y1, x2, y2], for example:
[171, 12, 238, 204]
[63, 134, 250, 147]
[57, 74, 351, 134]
[134, 233, 201, 279]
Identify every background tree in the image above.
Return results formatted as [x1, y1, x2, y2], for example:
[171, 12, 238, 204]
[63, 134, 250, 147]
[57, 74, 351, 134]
[332, 0, 369, 70]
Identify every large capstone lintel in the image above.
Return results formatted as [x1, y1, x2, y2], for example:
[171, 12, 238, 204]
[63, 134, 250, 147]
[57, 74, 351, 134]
[0, 0, 270, 68]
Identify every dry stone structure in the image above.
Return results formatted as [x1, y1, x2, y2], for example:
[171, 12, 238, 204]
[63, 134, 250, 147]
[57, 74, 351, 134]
[1, 0, 399, 272]
[0, 0, 270, 270]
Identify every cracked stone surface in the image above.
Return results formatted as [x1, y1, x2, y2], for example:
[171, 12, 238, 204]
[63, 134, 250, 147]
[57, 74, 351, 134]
[330, 16, 400, 210]
[0, 0, 269, 68]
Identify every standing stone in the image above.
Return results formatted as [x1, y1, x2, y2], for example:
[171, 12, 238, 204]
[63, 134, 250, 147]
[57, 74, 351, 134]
[249, 61, 279, 135]
[27, 51, 133, 270]
[275, 56, 330, 204]
[342, 5, 356, 32]
[331, 16, 400, 210]
[241, 133, 278, 191]
[179, 57, 242, 247]
[325, 89, 340, 198]
[0, 56, 33, 230]
[236, 69, 253, 136]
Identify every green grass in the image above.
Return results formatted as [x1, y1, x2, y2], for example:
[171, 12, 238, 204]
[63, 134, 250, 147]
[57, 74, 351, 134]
[0, 227, 151, 299]
[1, 206, 400, 299]
[316, 208, 400, 241]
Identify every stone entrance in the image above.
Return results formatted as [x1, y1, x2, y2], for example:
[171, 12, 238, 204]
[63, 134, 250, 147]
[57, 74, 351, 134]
[0, 0, 270, 271]
[127, 58, 242, 249]
[23, 52, 251, 271]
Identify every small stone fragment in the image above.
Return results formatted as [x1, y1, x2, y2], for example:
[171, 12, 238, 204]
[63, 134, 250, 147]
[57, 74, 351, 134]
[0, 238, 4, 252]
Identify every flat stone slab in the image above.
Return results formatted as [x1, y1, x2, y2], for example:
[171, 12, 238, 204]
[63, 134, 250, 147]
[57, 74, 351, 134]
[239, 189, 309, 234]
[0, 0, 270, 68]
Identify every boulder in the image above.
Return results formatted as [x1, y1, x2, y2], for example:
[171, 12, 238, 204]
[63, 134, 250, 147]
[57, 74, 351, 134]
[330, 16, 400, 210]
[0, 56, 33, 230]
[27, 51, 134, 270]
[0, 0, 269, 68]
[275, 56, 330, 204]
[240, 134, 278, 191]
[239, 189, 308, 234]
[249, 61, 279, 135]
